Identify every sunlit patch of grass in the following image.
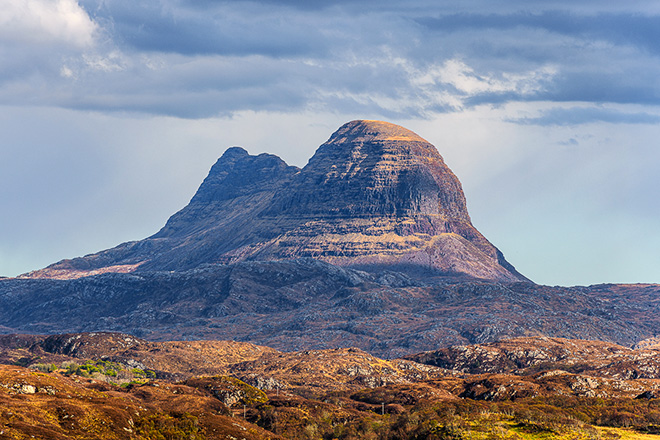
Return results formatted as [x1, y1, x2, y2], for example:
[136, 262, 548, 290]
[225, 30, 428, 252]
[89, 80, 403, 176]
[597, 426, 660, 440]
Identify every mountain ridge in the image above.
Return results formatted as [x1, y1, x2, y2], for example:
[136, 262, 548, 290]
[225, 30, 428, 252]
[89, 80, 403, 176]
[2, 258, 659, 357]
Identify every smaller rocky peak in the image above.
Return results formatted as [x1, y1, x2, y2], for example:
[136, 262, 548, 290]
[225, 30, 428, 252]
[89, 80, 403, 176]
[218, 146, 250, 162]
[190, 148, 300, 205]
[151, 147, 299, 240]
[222, 146, 250, 156]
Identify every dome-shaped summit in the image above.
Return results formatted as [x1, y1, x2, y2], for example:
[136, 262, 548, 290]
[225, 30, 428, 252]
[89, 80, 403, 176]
[251, 120, 525, 281]
[268, 119, 469, 220]
[327, 120, 429, 144]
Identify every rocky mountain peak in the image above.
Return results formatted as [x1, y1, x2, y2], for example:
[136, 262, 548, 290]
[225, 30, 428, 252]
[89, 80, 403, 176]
[188, 147, 299, 206]
[152, 148, 299, 240]
[26, 120, 526, 282]
[268, 120, 469, 220]
[249, 120, 523, 281]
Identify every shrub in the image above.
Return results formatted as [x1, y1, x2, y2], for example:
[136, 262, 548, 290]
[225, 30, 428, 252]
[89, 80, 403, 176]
[30, 363, 57, 373]
[134, 412, 201, 440]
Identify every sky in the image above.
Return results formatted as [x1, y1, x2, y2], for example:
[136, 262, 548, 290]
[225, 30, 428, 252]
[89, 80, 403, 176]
[1, 0, 660, 286]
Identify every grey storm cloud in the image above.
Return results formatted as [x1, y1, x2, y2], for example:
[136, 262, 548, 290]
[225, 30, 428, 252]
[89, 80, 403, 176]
[418, 11, 660, 55]
[84, 1, 330, 56]
[6, 0, 660, 117]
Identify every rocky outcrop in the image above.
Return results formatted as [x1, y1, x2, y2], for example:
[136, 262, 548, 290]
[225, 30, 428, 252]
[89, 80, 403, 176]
[406, 336, 660, 379]
[25, 120, 525, 282]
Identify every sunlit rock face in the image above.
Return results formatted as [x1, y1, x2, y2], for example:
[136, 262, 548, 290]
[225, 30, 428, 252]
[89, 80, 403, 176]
[248, 120, 525, 281]
[28, 120, 525, 282]
[267, 120, 470, 219]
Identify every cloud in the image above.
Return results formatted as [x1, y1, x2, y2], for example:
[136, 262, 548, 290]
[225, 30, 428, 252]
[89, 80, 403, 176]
[2, 1, 660, 120]
[0, 0, 102, 99]
[80, 0, 331, 57]
[0, 48, 559, 119]
[510, 106, 660, 126]
[418, 11, 660, 55]
[415, 10, 660, 107]
[411, 59, 557, 106]
[0, 0, 97, 47]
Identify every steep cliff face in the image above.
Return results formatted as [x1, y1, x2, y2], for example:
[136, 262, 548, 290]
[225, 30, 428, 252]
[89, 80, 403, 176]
[24, 120, 525, 282]
[267, 120, 469, 219]
[241, 120, 525, 281]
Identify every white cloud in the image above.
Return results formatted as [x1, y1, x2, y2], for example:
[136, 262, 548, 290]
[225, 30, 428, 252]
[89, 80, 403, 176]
[83, 51, 128, 72]
[59, 65, 75, 78]
[0, 0, 97, 48]
[413, 59, 558, 100]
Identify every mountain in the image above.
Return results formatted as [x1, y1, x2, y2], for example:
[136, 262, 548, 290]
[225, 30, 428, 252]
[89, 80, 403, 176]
[3, 120, 659, 356]
[23, 120, 525, 282]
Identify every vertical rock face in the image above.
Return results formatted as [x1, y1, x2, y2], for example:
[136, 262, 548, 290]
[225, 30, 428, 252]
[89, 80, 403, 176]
[26, 120, 526, 282]
[267, 120, 469, 220]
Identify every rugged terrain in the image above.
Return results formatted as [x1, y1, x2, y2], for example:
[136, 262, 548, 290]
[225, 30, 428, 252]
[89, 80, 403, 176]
[1, 120, 659, 355]
[2, 260, 660, 357]
[2, 332, 660, 439]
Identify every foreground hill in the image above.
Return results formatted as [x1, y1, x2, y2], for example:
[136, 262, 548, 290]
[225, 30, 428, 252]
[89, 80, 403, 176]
[0, 332, 442, 389]
[407, 336, 660, 379]
[2, 333, 660, 439]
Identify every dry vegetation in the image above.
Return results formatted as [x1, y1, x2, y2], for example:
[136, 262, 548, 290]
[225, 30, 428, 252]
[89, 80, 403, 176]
[2, 333, 660, 439]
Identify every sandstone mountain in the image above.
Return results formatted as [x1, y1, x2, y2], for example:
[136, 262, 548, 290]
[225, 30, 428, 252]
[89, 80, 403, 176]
[25, 120, 525, 282]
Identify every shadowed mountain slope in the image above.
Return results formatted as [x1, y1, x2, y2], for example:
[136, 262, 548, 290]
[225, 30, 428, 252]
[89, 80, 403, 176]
[2, 259, 660, 358]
